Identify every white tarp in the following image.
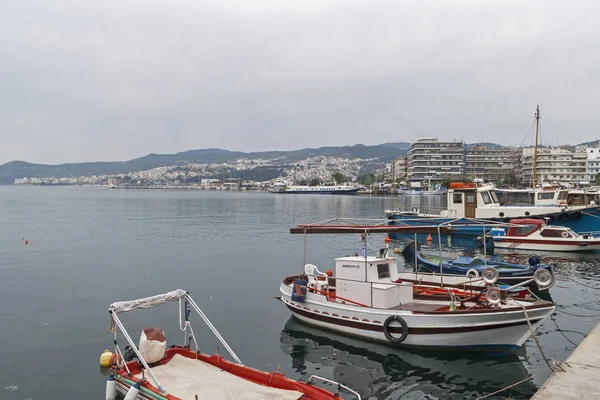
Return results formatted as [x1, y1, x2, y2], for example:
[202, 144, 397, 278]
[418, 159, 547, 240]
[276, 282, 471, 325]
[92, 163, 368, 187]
[137, 354, 302, 400]
[109, 289, 187, 314]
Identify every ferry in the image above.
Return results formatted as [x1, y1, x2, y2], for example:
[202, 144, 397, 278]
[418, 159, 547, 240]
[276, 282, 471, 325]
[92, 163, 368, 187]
[286, 184, 361, 194]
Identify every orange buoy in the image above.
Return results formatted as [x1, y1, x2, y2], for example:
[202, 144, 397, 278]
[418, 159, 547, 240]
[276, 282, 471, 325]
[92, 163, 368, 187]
[326, 269, 333, 277]
[25, 239, 28, 246]
[384, 235, 391, 245]
[426, 234, 432, 242]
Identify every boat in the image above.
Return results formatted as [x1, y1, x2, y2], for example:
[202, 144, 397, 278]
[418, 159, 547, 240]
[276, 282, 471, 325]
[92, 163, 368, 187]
[490, 218, 600, 252]
[104, 289, 360, 400]
[385, 182, 600, 235]
[402, 239, 556, 285]
[270, 180, 287, 193]
[285, 184, 361, 194]
[279, 220, 556, 352]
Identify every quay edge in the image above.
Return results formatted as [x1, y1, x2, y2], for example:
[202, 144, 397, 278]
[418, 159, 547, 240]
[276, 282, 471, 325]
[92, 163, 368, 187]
[531, 321, 600, 400]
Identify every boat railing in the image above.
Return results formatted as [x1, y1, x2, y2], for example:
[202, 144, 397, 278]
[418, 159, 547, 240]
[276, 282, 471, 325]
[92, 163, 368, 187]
[308, 375, 362, 400]
[108, 289, 242, 394]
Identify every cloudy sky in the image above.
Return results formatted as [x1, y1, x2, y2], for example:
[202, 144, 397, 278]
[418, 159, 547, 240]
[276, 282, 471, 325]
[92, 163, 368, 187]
[1, 0, 599, 164]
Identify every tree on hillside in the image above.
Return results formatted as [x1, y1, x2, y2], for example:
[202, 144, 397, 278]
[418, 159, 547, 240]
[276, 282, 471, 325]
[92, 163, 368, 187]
[331, 172, 346, 184]
[309, 178, 321, 186]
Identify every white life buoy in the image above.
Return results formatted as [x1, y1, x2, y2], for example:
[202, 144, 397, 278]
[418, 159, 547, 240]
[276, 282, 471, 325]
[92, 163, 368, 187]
[561, 231, 569, 238]
[466, 268, 479, 278]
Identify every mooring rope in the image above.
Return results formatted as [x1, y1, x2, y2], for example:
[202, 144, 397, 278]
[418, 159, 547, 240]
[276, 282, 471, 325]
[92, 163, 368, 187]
[474, 366, 553, 400]
[568, 276, 600, 290]
[510, 298, 554, 372]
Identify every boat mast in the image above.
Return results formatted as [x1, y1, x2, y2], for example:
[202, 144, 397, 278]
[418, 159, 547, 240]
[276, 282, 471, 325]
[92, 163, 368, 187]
[532, 105, 540, 189]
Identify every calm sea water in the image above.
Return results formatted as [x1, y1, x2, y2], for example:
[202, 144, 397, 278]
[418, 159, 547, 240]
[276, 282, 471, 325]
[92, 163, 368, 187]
[1, 187, 599, 400]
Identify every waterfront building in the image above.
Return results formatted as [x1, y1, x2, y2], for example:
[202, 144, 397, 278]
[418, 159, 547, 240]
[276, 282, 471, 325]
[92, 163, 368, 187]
[522, 147, 588, 186]
[464, 145, 522, 184]
[586, 148, 600, 183]
[386, 157, 407, 181]
[407, 138, 465, 182]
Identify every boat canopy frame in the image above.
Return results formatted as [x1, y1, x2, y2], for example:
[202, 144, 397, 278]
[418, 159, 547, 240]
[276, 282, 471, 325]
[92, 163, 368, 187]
[108, 289, 242, 394]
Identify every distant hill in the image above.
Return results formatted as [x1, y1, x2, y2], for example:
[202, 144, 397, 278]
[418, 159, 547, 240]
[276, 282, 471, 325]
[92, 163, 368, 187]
[0, 142, 411, 184]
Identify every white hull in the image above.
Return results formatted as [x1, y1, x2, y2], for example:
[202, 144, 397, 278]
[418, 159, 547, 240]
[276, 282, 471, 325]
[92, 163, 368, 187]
[494, 240, 600, 252]
[280, 283, 554, 352]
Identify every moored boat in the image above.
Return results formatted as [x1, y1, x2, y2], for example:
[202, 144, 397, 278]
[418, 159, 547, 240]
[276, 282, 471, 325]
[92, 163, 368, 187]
[286, 184, 360, 194]
[279, 220, 556, 353]
[402, 240, 556, 286]
[491, 218, 600, 252]
[103, 289, 360, 400]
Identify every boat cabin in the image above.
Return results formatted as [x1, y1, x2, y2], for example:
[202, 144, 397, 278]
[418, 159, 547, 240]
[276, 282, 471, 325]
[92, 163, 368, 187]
[442, 183, 500, 218]
[314, 254, 413, 309]
[497, 218, 580, 238]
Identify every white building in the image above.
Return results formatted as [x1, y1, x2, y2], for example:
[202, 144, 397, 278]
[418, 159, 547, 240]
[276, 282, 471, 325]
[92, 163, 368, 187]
[522, 147, 588, 186]
[385, 157, 407, 181]
[586, 148, 600, 182]
[407, 138, 465, 182]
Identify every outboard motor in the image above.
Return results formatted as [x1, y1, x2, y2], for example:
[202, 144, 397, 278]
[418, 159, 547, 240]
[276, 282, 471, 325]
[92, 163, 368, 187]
[528, 255, 541, 267]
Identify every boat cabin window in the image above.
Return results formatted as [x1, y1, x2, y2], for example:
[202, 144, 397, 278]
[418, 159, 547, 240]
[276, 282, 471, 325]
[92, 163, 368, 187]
[539, 228, 566, 238]
[481, 191, 491, 204]
[490, 191, 499, 203]
[540, 228, 575, 238]
[558, 191, 568, 201]
[377, 263, 390, 279]
[453, 193, 462, 204]
[515, 224, 539, 235]
[537, 192, 555, 200]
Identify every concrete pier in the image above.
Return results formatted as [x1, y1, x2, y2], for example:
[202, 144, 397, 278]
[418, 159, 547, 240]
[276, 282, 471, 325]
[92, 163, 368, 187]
[531, 322, 600, 399]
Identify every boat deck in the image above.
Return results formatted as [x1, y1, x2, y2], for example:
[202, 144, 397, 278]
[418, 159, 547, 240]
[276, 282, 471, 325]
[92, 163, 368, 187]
[388, 302, 449, 312]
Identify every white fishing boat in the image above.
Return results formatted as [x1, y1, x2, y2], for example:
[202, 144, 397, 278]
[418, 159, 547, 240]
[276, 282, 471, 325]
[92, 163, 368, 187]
[279, 220, 556, 353]
[103, 289, 360, 400]
[491, 218, 600, 252]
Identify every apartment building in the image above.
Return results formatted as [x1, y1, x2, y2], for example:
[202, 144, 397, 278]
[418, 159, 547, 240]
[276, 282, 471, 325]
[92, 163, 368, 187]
[522, 147, 588, 186]
[407, 138, 465, 182]
[464, 145, 522, 183]
[587, 148, 600, 182]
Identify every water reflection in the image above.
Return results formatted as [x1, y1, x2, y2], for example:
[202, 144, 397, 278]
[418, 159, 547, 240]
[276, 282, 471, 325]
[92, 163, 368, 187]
[280, 317, 537, 399]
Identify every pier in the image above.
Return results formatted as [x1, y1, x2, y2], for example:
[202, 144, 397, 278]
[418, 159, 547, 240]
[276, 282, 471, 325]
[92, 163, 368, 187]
[531, 322, 600, 400]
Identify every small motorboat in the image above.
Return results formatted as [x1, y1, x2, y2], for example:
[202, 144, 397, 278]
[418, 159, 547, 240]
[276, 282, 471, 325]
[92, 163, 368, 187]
[402, 240, 556, 285]
[491, 218, 600, 252]
[279, 220, 556, 353]
[103, 289, 360, 400]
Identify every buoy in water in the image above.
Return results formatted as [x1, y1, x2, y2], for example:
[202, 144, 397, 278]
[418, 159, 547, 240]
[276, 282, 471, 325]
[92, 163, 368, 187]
[25, 239, 28, 246]
[426, 234, 432, 242]
[393, 248, 400, 254]
[106, 374, 116, 400]
[384, 235, 391, 244]
[100, 349, 113, 368]
[124, 381, 140, 400]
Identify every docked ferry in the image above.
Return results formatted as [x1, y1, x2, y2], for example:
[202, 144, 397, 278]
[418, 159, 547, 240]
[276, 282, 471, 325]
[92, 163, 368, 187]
[286, 184, 361, 194]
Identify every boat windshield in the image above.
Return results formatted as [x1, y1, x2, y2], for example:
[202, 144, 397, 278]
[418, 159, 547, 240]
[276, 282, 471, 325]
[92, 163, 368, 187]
[490, 191, 499, 203]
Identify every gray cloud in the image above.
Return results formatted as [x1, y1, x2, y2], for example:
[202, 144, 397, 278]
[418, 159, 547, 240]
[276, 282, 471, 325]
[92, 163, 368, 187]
[1, 0, 599, 164]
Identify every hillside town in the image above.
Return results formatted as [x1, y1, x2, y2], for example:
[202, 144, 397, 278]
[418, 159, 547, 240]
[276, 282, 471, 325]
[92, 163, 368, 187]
[12, 137, 600, 190]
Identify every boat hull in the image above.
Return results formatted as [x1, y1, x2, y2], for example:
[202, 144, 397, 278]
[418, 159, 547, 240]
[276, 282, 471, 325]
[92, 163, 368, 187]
[280, 287, 554, 352]
[493, 239, 600, 252]
[387, 207, 600, 235]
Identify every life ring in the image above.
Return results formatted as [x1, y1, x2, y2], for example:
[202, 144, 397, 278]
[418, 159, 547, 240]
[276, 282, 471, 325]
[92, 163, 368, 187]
[383, 315, 408, 343]
[561, 231, 569, 238]
[466, 268, 479, 278]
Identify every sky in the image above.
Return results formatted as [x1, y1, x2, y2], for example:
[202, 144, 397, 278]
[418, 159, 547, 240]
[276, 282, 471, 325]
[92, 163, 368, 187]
[1, 0, 600, 164]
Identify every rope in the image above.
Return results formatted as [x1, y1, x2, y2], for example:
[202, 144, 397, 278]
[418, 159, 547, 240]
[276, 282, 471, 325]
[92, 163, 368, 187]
[557, 309, 600, 318]
[568, 276, 600, 290]
[511, 299, 554, 372]
[474, 366, 552, 400]
[549, 316, 581, 347]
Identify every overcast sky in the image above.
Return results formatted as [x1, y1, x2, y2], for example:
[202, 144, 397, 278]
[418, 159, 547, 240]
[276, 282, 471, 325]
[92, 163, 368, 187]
[1, 0, 599, 164]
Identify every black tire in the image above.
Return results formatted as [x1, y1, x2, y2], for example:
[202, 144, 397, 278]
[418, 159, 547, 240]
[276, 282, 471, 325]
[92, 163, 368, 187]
[571, 211, 583, 221]
[383, 315, 409, 343]
[558, 212, 570, 221]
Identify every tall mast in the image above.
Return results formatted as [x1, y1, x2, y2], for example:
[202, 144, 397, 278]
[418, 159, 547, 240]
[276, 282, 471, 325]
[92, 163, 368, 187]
[532, 105, 540, 189]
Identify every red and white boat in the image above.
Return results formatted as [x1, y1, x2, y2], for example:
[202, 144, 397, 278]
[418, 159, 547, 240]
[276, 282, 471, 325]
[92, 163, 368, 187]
[104, 289, 360, 400]
[491, 218, 600, 252]
[279, 220, 556, 353]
